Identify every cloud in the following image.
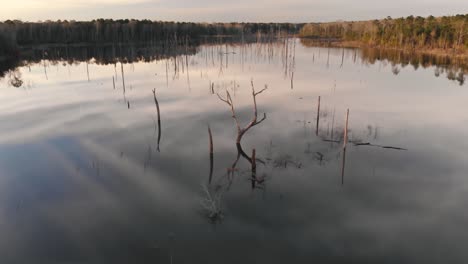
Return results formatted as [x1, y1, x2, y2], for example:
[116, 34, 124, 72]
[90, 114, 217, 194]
[0, 0, 467, 22]
[3, 0, 153, 9]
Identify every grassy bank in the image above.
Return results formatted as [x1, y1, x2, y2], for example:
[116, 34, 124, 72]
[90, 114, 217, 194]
[299, 14, 468, 58]
[300, 37, 468, 59]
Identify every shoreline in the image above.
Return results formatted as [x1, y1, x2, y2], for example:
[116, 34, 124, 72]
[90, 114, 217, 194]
[299, 38, 468, 60]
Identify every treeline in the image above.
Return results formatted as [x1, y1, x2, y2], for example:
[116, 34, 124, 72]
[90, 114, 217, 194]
[0, 19, 301, 47]
[299, 15, 468, 51]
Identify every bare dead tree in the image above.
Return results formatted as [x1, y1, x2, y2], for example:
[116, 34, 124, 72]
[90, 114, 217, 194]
[216, 80, 268, 182]
[217, 79, 267, 144]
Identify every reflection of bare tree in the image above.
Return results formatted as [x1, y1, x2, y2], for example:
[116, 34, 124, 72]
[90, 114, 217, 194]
[121, 62, 126, 94]
[143, 144, 153, 172]
[272, 154, 302, 168]
[8, 69, 23, 88]
[391, 65, 401, 75]
[200, 184, 224, 223]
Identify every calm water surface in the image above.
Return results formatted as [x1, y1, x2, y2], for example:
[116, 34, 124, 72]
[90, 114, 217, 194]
[1, 39, 468, 263]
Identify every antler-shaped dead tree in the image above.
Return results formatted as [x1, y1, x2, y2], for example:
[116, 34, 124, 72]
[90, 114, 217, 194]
[217, 80, 268, 184]
[217, 79, 268, 144]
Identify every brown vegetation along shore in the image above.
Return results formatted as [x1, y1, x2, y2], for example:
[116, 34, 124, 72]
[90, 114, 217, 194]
[299, 14, 468, 57]
[300, 37, 467, 85]
[300, 38, 468, 59]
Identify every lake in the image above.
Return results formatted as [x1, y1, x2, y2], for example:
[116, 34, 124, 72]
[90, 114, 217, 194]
[0, 38, 467, 263]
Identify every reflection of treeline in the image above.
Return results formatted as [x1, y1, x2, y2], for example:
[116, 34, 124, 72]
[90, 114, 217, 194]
[0, 56, 20, 78]
[0, 36, 278, 78]
[0, 34, 17, 56]
[360, 47, 467, 85]
[299, 15, 467, 51]
[300, 38, 467, 85]
[18, 35, 276, 63]
[0, 19, 301, 47]
[20, 42, 199, 65]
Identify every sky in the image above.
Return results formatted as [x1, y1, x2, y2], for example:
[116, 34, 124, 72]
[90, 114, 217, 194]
[0, 0, 467, 23]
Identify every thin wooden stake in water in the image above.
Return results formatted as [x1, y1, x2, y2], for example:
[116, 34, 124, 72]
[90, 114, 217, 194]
[316, 96, 321, 136]
[112, 76, 115, 89]
[152, 89, 162, 152]
[341, 148, 347, 186]
[341, 109, 349, 185]
[290, 72, 294, 90]
[208, 125, 214, 184]
[331, 107, 336, 143]
[343, 109, 349, 148]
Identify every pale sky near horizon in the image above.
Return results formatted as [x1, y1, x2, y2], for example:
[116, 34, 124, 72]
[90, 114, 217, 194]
[0, 0, 467, 23]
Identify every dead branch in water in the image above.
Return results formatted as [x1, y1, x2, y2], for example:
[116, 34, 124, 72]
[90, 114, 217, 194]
[208, 125, 214, 184]
[208, 125, 213, 155]
[316, 96, 321, 136]
[343, 109, 349, 149]
[216, 80, 269, 186]
[353, 142, 408, 151]
[152, 88, 162, 152]
[217, 79, 267, 144]
[341, 109, 349, 185]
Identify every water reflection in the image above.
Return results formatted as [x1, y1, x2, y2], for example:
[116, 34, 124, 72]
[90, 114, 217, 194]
[301, 38, 467, 85]
[2, 37, 467, 87]
[0, 38, 468, 263]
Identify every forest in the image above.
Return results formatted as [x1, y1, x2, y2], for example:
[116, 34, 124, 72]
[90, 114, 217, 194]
[0, 19, 300, 48]
[299, 14, 468, 52]
[1, 15, 467, 58]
